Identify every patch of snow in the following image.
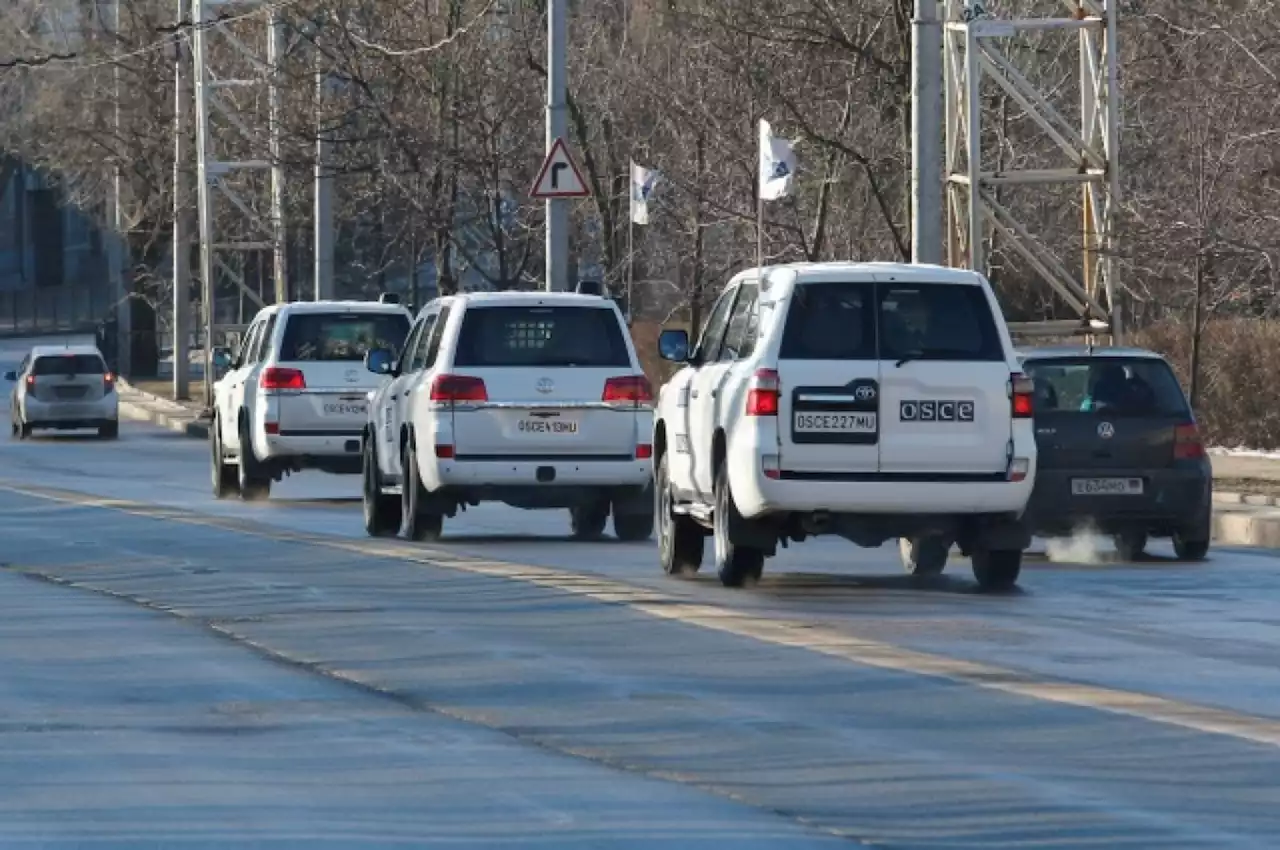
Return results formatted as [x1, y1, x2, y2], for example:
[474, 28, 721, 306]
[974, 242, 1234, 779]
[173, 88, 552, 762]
[1209, 447, 1280, 460]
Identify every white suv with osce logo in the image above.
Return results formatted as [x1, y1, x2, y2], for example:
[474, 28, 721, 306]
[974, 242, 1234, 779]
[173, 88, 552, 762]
[359, 288, 655, 543]
[209, 299, 412, 500]
[651, 262, 1037, 590]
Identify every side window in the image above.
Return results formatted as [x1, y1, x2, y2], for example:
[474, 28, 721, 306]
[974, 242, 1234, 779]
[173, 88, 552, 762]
[424, 306, 452, 368]
[253, 316, 277, 363]
[396, 318, 427, 372]
[407, 314, 439, 373]
[693, 287, 738, 364]
[721, 283, 759, 361]
[238, 322, 262, 366]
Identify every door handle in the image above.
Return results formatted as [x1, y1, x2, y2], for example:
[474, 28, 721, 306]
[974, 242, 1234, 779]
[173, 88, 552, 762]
[390, 395, 398, 401]
[690, 390, 700, 399]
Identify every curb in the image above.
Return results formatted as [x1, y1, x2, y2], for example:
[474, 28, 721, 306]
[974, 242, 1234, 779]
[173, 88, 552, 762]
[117, 380, 211, 440]
[1213, 508, 1280, 550]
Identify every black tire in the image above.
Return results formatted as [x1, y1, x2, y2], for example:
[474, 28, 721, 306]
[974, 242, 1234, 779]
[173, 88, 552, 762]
[971, 548, 1022, 591]
[713, 463, 765, 587]
[98, 420, 119, 440]
[19, 420, 31, 439]
[236, 418, 271, 502]
[362, 437, 402, 537]
[899, 536, 949, 576]
[570, 501, 610, 540]
[401, 441, 444, 542]
[656, 453, 704, 575]
[1173, 533, 1210, 562]
[613, 503, 655, 542]
[210, 417, 238, 499]
[1113, 530, 1148, 561]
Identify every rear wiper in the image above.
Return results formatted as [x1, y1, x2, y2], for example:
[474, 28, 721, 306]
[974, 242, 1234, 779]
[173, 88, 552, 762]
[894, 350, 924, 368]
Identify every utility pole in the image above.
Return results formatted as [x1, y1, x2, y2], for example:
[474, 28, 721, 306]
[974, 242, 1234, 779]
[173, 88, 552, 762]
[911, 0, 943, 265]
[314, 45, 335, 301]
[544, 0, 568, 291]
[268, 7, 288, 303]
[172, 0, 193, 400]
[109, 0, 132, 377]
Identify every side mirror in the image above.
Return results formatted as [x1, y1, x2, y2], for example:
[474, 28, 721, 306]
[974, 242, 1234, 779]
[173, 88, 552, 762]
[658, 329, 690, 362]
[2, 371, 16, 381]
[365, 348, 394, 376]
[212, 348, 232, 369]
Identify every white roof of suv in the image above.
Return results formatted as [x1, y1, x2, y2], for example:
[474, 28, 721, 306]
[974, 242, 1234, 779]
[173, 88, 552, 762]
[262, 300, 410, 316]
[744, 261, 986, 288]
[28, 344, 106, 359]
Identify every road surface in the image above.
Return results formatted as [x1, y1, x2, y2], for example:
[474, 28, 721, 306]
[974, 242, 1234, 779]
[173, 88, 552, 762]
[5, 336, 1280, 848]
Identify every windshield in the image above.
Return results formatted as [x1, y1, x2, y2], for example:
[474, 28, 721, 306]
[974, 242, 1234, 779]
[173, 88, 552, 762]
[1023, 357, 1191, 417]
[31, 354, 105, 375]
[279, 312, 410, 362]
[454, 305, 630, 368]
[778, 281, 1005, 361]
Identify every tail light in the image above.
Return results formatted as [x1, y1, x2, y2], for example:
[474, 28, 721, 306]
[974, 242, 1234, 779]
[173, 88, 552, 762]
[603, 375, 653, 407]
[746, 369, 780, 417]
[1174, 423, 1204, 459]
[103, 372, 115, 393]
[430, 374, 487, 403]
[261, 367, 306, 391]
[1010, 373, 1034, 418]
[435, 443, 455, 458]
[25, 375, 35, 390]
[635, 443, 653, 460]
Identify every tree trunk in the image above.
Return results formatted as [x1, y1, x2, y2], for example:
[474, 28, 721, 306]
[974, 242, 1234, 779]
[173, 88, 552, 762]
[1188, 251, 1205, 410]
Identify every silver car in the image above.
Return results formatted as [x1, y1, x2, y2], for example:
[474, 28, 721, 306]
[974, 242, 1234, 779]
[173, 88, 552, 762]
[6, 345, 120, 439]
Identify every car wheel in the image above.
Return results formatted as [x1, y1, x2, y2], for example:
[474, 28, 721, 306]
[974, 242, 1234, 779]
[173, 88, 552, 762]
[362, 438, 402, 537]
[236, 418, 271, 502]
[713, 463, 765, 588]
[1113, 530, 1148, 561]
[971, 548, 1022, 591]
[613, 504, 655, 542]
[657, 452, 703, 575]
[899, 535, 949, 576]
[1172, 533, 1209, 562]
[401, 441, 443, 542]
[98, 420, 119, 440]
[210, 417, 238, 499]
[570, 501, 610, 540]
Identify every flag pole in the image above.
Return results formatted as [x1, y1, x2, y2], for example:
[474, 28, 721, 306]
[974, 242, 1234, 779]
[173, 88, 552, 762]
[627, 161, 635, 327]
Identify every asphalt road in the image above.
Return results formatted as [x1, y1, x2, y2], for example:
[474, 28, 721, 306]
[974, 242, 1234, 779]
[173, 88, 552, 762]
[5, 336, 1280, 848]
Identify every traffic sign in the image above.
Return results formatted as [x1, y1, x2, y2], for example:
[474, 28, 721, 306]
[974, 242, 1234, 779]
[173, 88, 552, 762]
[531, 138, 590, 199]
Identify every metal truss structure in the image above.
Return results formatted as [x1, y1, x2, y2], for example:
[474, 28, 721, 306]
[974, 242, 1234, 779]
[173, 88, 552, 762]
[192, 0, 288, 404]
[943, 0, 1122, 340]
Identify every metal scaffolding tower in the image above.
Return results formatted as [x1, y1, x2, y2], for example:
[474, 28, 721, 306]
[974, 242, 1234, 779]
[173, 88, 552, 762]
[192, 0, 288, 406]
[943, 0, 1122, 340]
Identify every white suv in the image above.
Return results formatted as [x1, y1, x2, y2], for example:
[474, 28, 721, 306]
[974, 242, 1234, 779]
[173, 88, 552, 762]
[360, 290, 655, 543]
[210, 300, 412, 500]
[652, 262, 1037, 590]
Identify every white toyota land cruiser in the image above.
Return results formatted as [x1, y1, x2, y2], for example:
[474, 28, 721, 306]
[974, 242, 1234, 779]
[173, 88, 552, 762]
[360, 289, 655, 542]
[652, 262, 1037, 590]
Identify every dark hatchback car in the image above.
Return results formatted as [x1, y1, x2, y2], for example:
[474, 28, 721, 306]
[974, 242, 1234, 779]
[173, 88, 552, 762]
[1018, 346, 1212, 561]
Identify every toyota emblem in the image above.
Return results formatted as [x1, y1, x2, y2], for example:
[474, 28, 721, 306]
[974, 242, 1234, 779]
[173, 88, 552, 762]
[536, 377, 554, 394]
[1097, 421, 1114, 439]
[854, 385, 876, 401]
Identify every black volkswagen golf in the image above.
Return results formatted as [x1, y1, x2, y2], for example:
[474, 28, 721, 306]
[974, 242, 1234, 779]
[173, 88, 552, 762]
[1018, 346, 1212, 561]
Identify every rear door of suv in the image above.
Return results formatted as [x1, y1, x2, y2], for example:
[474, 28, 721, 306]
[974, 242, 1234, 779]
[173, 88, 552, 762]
[30, 352, 110, 411]
[445, 301, 647, 461]
[273, 309, 411, 438]
[874, 277, 1014, 478]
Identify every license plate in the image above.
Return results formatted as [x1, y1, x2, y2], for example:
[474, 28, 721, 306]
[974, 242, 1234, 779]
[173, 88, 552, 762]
[518, 418, 579, 435]
[1071, 477, 1144, 496]
[323, 402, 366, 416]
[793, 412, 877, 433]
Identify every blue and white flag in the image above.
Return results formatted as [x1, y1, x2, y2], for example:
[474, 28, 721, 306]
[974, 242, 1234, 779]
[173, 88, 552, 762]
[758, 119, 797, 201]
[630, 161, 661, 225]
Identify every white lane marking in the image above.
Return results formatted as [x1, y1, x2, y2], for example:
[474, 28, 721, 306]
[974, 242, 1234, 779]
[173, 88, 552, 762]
[8, 479, 1280, 750]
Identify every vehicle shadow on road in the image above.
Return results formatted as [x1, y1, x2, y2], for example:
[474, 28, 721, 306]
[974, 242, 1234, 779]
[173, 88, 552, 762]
[736, 572, 1021, 597]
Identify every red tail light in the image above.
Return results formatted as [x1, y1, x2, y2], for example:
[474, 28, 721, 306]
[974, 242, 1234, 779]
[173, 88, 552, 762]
[1011, 373, 1034, 418]
[25, 375, 35, 390]
[430, 374, 487, 403]
[1174, 423, 1204, 459]
[103, 372, 115, 393]
[746, 369, 780, 417]
[603, 375, 653, 406]
[435, 443, 455, 458]
[635, 443, 653, 460]
[261, 367, 306, 391]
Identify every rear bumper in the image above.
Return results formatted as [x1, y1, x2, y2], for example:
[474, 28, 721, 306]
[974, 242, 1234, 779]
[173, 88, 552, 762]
[23, 395, 117, 425]
[261, 430, 363, 471]
[1025, 463, 1212, 536]
[429, 456, 651, 489]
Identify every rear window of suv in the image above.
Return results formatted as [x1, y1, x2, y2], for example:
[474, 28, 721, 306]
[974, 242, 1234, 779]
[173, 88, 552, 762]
[32, 354, 105, 375]
[778, 281, 1005, 362]
[279, 312, 409, 362]
[454, 305, 630, 368]
[1022, 357, 1191, 418]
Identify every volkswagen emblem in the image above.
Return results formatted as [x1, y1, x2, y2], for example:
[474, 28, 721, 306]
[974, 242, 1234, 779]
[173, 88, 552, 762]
[536, 377, 554, 394]
[854, 385, 877, 402]
[344, 368, 360, 383]
[1097, 421, 1114, 439]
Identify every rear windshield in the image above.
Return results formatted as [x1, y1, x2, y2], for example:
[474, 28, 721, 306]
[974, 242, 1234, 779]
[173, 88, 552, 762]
[778, 281, 1005, 361]
[32, 354, 104, 375]
[279, 312, 409, 362]
[1022, 357, 1191, 417]
[454, 305, 630, 368]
